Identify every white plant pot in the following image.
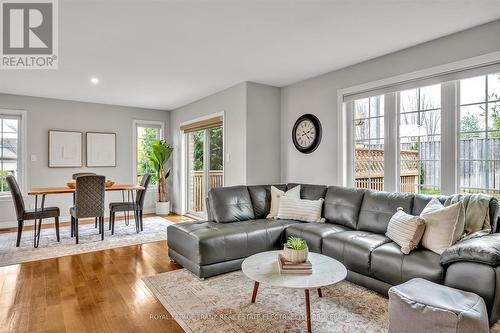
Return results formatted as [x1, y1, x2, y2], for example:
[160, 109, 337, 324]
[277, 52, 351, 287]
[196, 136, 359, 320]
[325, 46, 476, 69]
[156, 201, 170, 215]
[283, 245, 308, 263]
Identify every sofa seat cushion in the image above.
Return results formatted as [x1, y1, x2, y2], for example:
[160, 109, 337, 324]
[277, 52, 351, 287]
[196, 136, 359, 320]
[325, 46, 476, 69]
[322, 231, 391, 275]
[371, 242, 444, 286]
[167, 219, 299, 266]
[285, 223, 350, 253]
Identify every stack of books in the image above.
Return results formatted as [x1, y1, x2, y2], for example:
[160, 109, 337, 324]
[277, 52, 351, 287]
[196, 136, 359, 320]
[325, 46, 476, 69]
[277, 254, 312, 274]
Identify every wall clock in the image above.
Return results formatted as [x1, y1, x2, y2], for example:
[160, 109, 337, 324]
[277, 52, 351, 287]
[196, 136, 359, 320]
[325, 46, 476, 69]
[292, 114, 322, 154]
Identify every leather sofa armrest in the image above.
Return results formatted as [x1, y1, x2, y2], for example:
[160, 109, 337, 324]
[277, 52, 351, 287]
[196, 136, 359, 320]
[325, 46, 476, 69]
[440, 233, 500, 266]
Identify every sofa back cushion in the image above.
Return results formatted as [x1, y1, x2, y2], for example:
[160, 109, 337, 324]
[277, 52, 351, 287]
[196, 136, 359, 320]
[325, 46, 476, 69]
[247, 184, 286, 219]
[286, 183, 328, 200]
[412, 194, 449, 216]
[324, 186, 365, 229]
[208, 185, 255, 223]
[357, 190, 414, 234]
[413, 194, 499, 233]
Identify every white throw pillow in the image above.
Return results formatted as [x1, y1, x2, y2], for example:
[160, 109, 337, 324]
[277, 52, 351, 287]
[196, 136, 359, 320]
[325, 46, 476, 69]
[267, 185, 300, 219]
[386, 208, 426, 255]
[420, 198, 465, 255]
[277, 196, 325, 223]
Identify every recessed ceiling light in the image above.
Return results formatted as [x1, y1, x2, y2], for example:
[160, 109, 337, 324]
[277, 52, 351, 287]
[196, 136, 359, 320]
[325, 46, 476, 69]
[90, 77, 99, 84]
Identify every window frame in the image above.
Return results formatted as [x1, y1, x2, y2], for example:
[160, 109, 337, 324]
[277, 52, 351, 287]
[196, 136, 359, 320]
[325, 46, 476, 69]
[338, 52, 500, 195]
[132, 120, 165, 189]
[0, 109, 27, 200]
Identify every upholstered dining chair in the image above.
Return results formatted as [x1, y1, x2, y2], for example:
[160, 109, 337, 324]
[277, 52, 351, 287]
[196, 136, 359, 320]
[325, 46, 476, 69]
[6, 175, 60, 247]
[72, 172, 99, 228]
[72, 172, 96, 179]
[70, 175, 105, 244]
[109, 173, 151, 235]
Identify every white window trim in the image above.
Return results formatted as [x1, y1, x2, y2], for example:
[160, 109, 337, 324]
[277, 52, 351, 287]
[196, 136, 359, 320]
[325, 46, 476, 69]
[132, 119, 165, 190]
[181, 111, 225, 217]
[338, 50, 500, 193]
[0, 109, 27, 200]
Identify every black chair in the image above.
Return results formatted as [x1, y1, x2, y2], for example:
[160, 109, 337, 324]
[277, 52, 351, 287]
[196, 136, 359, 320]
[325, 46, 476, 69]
[70, 175, 105, 244]
[109, 173, 151, 235]
[6, 175, 60, 247]
[72, 172, 96, 179]
[72, 172, 99, 228]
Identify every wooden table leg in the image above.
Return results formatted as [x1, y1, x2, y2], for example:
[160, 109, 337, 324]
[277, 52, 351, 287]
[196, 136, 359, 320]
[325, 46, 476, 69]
[251, 281, 259, 303]
[305, 289, 312, 333]
[317, 288, 322, 297]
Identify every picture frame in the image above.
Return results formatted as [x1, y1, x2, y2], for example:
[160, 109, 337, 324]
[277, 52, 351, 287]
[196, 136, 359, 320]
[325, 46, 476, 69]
[86, 132, 116, 167]
[48, 130, 83, 168]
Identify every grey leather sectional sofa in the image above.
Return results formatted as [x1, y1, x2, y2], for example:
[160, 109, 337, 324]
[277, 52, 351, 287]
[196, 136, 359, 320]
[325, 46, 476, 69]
[167, 183, 500, 324]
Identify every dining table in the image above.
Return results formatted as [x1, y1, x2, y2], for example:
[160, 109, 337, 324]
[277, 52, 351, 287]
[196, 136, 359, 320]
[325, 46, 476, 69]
[28, 184, 145, 247]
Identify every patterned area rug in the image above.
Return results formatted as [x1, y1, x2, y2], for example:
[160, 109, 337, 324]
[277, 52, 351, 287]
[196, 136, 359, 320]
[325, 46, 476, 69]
[143, 269, 389, 333]
[0, 216, 173, 266]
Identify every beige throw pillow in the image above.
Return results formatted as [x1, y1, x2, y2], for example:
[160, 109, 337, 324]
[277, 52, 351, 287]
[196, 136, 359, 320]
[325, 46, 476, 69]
[267, 185, 300, 219]
[277, 196, 325, 223]
[386, 208, 426, 254]
[420, 198, 465, 255]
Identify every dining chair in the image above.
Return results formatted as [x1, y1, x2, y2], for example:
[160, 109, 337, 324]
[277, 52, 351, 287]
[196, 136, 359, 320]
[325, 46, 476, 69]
[70, 175, 105, 244]
[72, 172, 99, 228]
[72, 172, 96, 179]
[109, 173, 151, 235]
[6, 175, 60, 247]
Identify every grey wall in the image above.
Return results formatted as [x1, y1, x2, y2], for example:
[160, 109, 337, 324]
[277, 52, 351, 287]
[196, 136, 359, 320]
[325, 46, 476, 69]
[246, 82, 281, 185]
[169, 81, 282, 214]
[0, 93, 169, 227]
[281, 19, 500, 185]
[169, 83, 247, 213]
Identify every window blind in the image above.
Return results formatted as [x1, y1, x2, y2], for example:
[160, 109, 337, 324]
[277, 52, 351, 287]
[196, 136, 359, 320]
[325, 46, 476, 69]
[180, 116, 223, 133]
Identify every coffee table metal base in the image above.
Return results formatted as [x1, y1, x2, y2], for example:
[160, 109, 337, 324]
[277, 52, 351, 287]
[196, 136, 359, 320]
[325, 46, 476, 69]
[250, 281, 322, 333]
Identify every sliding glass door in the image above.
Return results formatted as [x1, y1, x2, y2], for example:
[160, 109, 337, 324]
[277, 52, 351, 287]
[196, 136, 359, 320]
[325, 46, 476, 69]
[186, 125, 224, 217]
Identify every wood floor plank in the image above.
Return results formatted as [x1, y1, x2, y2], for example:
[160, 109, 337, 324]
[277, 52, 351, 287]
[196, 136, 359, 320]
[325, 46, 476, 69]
[0, 215, 189, 333]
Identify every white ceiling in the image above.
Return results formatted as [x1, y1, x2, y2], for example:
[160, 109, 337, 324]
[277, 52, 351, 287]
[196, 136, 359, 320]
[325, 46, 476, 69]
[1, 0, 500, 110]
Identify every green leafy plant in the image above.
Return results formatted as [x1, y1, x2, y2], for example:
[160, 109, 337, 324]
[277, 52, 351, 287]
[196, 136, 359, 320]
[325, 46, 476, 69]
[285, 236, 307, 250]
[148, 140, 173, 202]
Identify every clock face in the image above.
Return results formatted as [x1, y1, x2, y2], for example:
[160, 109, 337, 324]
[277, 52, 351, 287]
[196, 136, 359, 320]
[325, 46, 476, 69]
[295, 119, 316, 148]
[292, 114, 322, 154]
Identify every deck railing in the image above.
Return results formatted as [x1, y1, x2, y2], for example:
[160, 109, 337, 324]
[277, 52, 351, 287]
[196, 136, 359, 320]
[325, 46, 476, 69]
[190, 170, 223, 211]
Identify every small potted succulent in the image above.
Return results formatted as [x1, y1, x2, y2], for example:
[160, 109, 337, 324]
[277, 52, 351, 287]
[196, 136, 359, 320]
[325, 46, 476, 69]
[283, 236, 308, 263]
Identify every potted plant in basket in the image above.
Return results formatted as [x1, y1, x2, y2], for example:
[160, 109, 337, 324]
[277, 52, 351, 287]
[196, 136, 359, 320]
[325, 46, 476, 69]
[283, 236, 309, 263]
[149, 139, 173, 215]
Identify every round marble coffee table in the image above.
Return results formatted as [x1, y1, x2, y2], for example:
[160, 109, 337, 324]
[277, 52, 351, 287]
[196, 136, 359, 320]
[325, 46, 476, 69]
[241, 250, 347, 333]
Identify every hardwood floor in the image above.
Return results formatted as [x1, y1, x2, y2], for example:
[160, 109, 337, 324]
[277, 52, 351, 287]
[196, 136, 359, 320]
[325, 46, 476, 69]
[0, 215, 193, 333]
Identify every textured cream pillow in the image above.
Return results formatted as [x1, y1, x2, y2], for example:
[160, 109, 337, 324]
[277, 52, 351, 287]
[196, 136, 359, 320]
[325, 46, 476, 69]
[420, 198, 465, 255]
[267, 185, 300, 219]
[277, 196, 325, 223]
[386, 208, 426, 254]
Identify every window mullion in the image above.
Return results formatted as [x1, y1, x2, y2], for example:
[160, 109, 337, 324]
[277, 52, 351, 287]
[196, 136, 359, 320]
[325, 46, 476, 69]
[384, 92, 398, 192]
[441, 81, 458, 195]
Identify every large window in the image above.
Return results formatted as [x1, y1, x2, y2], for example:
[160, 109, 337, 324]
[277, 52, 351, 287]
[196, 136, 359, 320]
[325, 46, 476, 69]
[399, 84, 441, 194]
[0, 115, 20, 195]
[459, 74, 500, 196]
[353, 95, 385, 190]
[346, 67, 500, 198]
[134, 121, 164, 185]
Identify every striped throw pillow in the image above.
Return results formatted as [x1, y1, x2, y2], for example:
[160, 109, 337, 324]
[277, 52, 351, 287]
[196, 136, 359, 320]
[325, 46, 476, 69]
[386, 207, 426, 254]
[277, 196, 325, 223]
